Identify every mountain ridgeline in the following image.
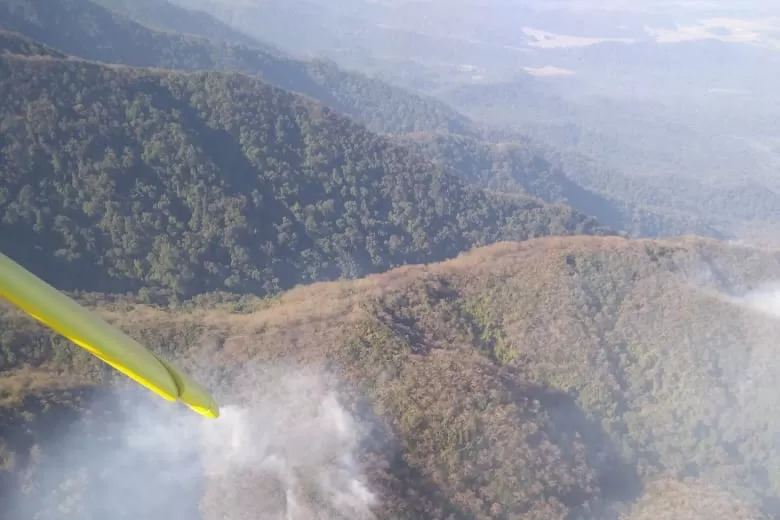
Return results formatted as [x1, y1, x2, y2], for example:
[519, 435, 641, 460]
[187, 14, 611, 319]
[0, 40, 608, 298]
[0, 0, 475, 137]
[4, 0, 780, 519]
[3, 0, 729, 245]
[4, 236, 780, 520]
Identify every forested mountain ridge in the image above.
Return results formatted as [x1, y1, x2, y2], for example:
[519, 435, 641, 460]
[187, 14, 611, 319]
[3, 0, 780, 519]
[0, 0, 474, 137]
[398, 132, 725, 239]
[93, 0, 279, 52]
[0, 0, 722, 243]
[0, 30, 66, 58]
[431, 64, 780, 246]
[0, 44, 609, 298]
[151, 0, 780, 246]
[4, 235, 780, 519]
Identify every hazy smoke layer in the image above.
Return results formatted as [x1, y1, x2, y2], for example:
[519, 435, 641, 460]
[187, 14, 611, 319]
[199, 370, 377, 520]
[736, 283, 780, 318]
[6, 367, 376, 520]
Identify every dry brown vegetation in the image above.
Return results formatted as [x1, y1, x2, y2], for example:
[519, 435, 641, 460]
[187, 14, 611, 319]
[5, 235, 780, 519]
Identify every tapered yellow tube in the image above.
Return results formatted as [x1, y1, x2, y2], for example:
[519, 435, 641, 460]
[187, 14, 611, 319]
[0, 252, 219, 419]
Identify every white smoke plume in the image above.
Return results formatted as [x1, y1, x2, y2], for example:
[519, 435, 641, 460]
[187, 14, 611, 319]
[4, 366, 378, 520]
[198, 369, 377, 520]
[733, 282, 780, 318]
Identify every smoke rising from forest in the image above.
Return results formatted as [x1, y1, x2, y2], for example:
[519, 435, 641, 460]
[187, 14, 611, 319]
[4, 367, 377, 520]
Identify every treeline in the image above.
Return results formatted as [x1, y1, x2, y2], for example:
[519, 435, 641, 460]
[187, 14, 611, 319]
[5, 236, 780, 519]
[5, 0, 722, 242]
[0, 48, 609, 298]
[0, 0, 474, 137]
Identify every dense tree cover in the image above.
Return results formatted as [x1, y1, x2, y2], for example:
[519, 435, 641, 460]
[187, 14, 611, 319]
[398, 132, 726, 240]
[434, 80, 780, 245]
[148, 0, 780, 246]
[3, 1, 780, 519]
[0, 0, 474, 137]
[0, 48, 607, 298]
[4, 0, 734, 243]
[10, 0, 708, 243]
[4, 236, 780, 518]
[625, 479, 770, 520]
[0, 30, 66, 58]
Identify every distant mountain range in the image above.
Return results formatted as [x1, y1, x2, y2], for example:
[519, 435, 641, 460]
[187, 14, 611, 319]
[1, 0, 737, 246]
[4, 1, 780, 519]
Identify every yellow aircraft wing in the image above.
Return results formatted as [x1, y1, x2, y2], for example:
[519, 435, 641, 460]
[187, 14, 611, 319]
[0, 251, 219, 419]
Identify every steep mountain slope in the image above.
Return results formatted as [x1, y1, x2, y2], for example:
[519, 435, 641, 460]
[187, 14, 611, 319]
[94, 0, 278, 52]
[120, 0, 744, 242]
[437, 79, 780, 233]
[0, 30, 67, 58]
[0, 0, 722, 242]
[154, 0, 780, 246]
[0, 0, 474, 137]
[397, 132, 723, 239]
[0, 44, 607, 298]
[5, 235, 780, 519]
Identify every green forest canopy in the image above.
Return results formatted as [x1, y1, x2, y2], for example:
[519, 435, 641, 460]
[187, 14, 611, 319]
[0, 44, 608, 298]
